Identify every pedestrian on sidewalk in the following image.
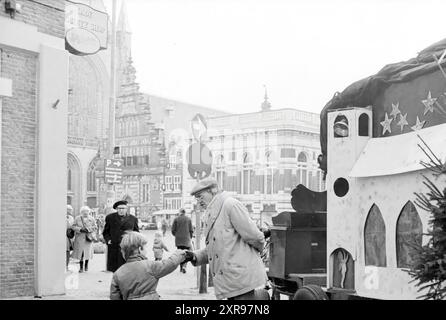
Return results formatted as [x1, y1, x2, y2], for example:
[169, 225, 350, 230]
[153, 231, 169, 261]
[171, 208, 193, 273]
[184, 178, 270, 300]
[66, 205, 75, 271]
[161, 218, 168, 236]
[103, 200, 139, 272]
[72, 206, 97, 273]
[110, 231, 186, 300]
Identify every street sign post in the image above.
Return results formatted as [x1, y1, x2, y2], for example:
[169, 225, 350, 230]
[189, 113, 213, 294]
[104, 159, 123, 184]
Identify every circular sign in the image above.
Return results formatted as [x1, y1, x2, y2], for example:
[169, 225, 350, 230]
[186, 143, 213, 179]
[65, 28, 101, 56]
[191, 113, 208, 141]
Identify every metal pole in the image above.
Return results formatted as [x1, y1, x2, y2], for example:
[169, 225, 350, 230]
[105, 0, 117, 213]
[195, 172, 207, 294]
[108, 0, 117, 159]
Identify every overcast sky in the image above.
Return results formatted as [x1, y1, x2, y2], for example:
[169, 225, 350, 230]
[103, 0, 446, 115]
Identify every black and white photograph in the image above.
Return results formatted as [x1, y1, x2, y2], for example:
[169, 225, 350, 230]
[1, 0, 446, 305]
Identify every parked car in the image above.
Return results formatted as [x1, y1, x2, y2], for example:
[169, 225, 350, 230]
[138, 221, 157, 230]
[145, 222, 157, 230]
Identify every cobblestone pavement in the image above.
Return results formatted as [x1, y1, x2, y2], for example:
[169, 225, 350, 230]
[8, 230, 215, 300]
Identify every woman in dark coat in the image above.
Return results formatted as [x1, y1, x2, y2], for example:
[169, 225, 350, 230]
[103, 200, 139, 272]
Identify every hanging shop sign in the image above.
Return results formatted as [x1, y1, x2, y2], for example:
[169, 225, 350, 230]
[65, 0, 108, 56]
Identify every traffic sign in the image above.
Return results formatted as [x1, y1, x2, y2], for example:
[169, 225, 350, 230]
[191, 113, 207, 142]
[104, 159, 123, 184]
[186, 143, 213, 179]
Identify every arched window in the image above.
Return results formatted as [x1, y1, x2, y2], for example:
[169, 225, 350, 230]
[358, 113, 369, 136]
[364, 204, 387, 266]
[297, 152, 308, 187]
[297, 152, 307, 162]
[396, 201, 423, 268]
[67, 153, 81, 215]
[87, 159, 97, 192]
[67, 168, 72, 191]
[334, 115, 349, 138]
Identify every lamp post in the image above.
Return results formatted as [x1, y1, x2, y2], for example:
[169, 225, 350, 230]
[105, 0, 118, 211]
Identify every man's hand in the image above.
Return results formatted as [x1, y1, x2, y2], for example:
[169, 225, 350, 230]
[184, 250, 196, 263]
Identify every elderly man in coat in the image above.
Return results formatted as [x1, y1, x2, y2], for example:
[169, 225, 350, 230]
[103, 200, 139, 272]
[184, 178, 270, 300]
[171, 208, 194, 273]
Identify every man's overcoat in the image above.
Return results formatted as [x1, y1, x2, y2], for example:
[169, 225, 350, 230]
[103, 212, 139, 272]
[193, 191, 268, 299]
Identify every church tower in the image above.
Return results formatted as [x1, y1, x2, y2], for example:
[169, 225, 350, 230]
[326, 107, 372, 290]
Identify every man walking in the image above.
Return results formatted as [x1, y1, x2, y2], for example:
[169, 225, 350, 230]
[103, 200, 139, 272]
[184, 179, 270, 300]
[171, 208, 193, 273]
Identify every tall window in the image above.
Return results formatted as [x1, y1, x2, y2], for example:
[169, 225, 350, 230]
[242, 152, 253, 194]
[173, 176, 181, 191]
[169, 154, 176, 169]
[87, 160, 97, 192]
[396, 201, 423, 268]
[165, 176, 172, 191]
[265, 151, 274, 194]
[364, 204, 387, 267]
[143, 184, 151, 203]
[359, 113, 369, 136]
[67, 168, 72, 191]
[297, 152, 308, 187]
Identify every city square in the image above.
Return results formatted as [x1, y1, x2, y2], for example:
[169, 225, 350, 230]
[0, 0, 445, 304]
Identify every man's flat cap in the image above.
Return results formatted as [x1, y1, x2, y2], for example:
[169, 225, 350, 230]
[113, 200, 128, 210]
[190, 178, 218, 196]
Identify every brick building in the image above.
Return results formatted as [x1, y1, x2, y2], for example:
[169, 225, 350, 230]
[0, 0, 68, 298]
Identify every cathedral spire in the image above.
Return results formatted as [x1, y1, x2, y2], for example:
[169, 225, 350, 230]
[117, 0, 131, 33]
[261, 84, 272, 111]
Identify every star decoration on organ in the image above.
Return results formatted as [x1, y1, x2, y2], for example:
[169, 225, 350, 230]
[421, 91, 436, 115]
[380, 112, 393, 135]
[411, 116, 426, 131]
[396, 113, 408, 132]
[390, 102, 401, 118]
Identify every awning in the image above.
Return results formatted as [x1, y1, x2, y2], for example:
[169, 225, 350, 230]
[349, 123, 446, 177]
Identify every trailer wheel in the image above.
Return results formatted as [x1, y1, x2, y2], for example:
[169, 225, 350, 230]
[293, 285, 328, 300]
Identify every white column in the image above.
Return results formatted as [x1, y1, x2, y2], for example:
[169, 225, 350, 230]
[36, 44, 68, 296]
